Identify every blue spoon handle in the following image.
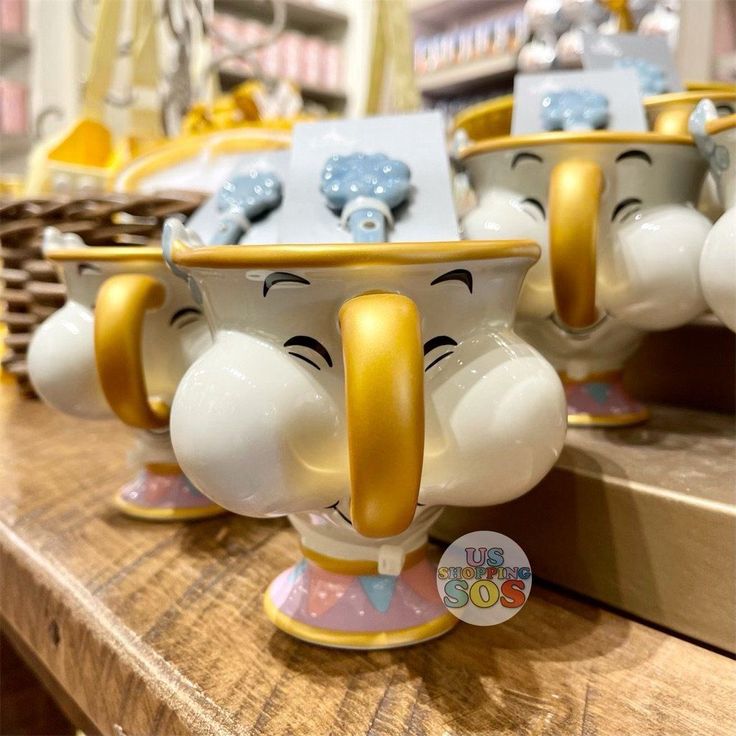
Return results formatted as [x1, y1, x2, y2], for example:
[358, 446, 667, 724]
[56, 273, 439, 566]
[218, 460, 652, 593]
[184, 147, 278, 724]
[211, 213, 247, 245]
[347, 208, 386, 243]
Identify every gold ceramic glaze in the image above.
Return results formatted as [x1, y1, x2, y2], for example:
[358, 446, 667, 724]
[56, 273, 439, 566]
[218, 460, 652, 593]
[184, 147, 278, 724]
[263, 591, 457, 648]
[685, 81, 736, 92]
[46, 247, 162, 262]
[645, 90, 736, 112]
[114, 496, 225, 520]
[549, 160, 603, 329]
[94, 273, 170, 430]
[458, 131, 694, 160]
[706, 113, 736, 136]
[646, 91, 736, 135]
[451, 95, 513, 140]
[171, 239, 540, 269]
[339, 294, 424, 539]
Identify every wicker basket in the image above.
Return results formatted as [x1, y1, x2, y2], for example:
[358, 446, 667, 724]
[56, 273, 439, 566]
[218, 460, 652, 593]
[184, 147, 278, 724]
[0, 191, 205, 397]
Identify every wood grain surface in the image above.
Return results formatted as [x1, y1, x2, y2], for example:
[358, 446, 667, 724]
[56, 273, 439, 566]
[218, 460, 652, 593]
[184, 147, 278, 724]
[1, 385, 735, 736]
[435, 405, 736, 652]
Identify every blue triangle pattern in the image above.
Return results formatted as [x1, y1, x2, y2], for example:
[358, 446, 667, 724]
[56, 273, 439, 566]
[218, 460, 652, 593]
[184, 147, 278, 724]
[289, 558, 307, 583]
[359, 574, 397, 613]
[585, 382, 611, 405]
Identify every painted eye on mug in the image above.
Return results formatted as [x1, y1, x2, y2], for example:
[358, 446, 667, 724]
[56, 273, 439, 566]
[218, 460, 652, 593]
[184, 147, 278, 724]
[169, 307, 204, 330]
[611, 197, 643, 224]
[423, 335, 458, 372]
[284, 335, 333, 371]
[519, 197, 546, 222]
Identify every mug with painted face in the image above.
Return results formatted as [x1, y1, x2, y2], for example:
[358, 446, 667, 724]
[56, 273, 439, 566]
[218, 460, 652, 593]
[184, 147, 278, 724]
[165, 225, 567, 649]
[27, 228, 222, 520]
[461, 131, 712, 426]
[691, 105, 736, 332]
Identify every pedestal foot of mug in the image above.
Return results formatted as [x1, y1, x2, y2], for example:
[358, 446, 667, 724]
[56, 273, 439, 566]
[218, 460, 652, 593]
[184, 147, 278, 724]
[561, 371, 649, 428]
[264, 556, 457, 650]
[114, 464, 225, 521]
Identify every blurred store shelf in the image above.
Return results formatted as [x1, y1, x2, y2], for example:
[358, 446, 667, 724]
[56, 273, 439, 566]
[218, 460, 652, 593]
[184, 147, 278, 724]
[417, 53, 517, 96]
[219, 68, 346, 110]
[214, 0, 348, 36]
[0, 32, 31, 64]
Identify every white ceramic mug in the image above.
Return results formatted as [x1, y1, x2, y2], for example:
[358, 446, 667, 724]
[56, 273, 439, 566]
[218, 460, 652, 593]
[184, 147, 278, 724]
[691, 106, 736, 332]
[165, 226, 567, 648]
[461, 131, 711, 426]
[27, 228, 222, 520]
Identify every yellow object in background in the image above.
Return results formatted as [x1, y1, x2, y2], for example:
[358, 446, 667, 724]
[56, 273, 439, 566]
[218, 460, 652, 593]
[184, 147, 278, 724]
[25, 0, 163, 195]
[181, 80, 315, 137]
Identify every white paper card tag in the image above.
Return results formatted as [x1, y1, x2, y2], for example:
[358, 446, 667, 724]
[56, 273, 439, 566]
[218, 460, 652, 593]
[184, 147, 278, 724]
[280, 112, 460, 243]
[512, 68, 648, 135]
[185, 150, 292, 245]
[582, 33, 682, 96]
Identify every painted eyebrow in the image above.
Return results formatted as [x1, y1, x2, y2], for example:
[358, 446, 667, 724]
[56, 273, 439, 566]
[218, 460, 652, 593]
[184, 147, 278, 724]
[611, 197, 642, 221]
[511, 152, 543, 168]
[284, 335, 333, 368]
[423, 335, 458, 355]
[615, 150, 652, 165]
[263, 272, 310, 297]
[430, 269, 473, 294]
[77, 262, 102, 275]
[169, 307, 202, 326]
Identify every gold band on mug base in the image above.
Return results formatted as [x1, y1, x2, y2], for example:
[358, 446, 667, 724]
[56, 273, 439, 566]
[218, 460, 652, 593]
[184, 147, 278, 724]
[566, 409, 650, 428]
[113, 495, 226, 521]
[263, 587, 458, 650]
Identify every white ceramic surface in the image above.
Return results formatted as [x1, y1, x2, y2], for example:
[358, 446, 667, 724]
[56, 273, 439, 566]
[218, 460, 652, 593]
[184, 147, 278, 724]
[691, 107, 736, 331]
[167, 234, 567, 541]
[461, 136, 711, 388]
[27, 229, 218, 519]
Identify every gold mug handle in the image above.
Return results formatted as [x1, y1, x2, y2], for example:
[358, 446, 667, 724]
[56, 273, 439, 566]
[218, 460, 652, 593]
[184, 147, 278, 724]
[339, 293, 424, 538]
[549, 159, 604, 330]
[94, 273, 170, 430]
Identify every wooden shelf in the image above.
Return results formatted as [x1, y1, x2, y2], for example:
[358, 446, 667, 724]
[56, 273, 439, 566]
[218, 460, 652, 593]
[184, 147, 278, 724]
[418, 54, 517, 96]
[435, 404, 736, 652]
[1, 385, 736, 735]
[214, 0, 348, 36]
[219, 68, 346, 109]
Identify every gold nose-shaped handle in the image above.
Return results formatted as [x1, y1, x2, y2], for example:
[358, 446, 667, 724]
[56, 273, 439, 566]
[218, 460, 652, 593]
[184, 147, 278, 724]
[549, 159, 604, 330]
[94, 273, 170, 430]
[339, 293, 424, 538]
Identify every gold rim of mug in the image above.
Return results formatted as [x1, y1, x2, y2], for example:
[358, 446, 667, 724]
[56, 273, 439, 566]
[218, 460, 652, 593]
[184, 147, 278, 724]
[706, 113, 736, 136]
[644, 90, 736, 114]
[458, 131, 696, 161]
[171, 239, 541, 269]
[46, 246, 163, 262]
[451, 86, 735, 141]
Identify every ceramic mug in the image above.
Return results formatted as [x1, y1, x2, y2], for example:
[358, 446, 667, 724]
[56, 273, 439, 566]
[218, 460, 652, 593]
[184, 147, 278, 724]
[27, 228, 222, 520]
[461, 131, 711, 426]
[165, 226, 567, 648]
[691, 107, 736, 331]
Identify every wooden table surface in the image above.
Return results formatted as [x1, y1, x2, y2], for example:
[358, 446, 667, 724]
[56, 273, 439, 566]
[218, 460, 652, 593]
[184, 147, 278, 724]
[1, 384, 735, 736]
